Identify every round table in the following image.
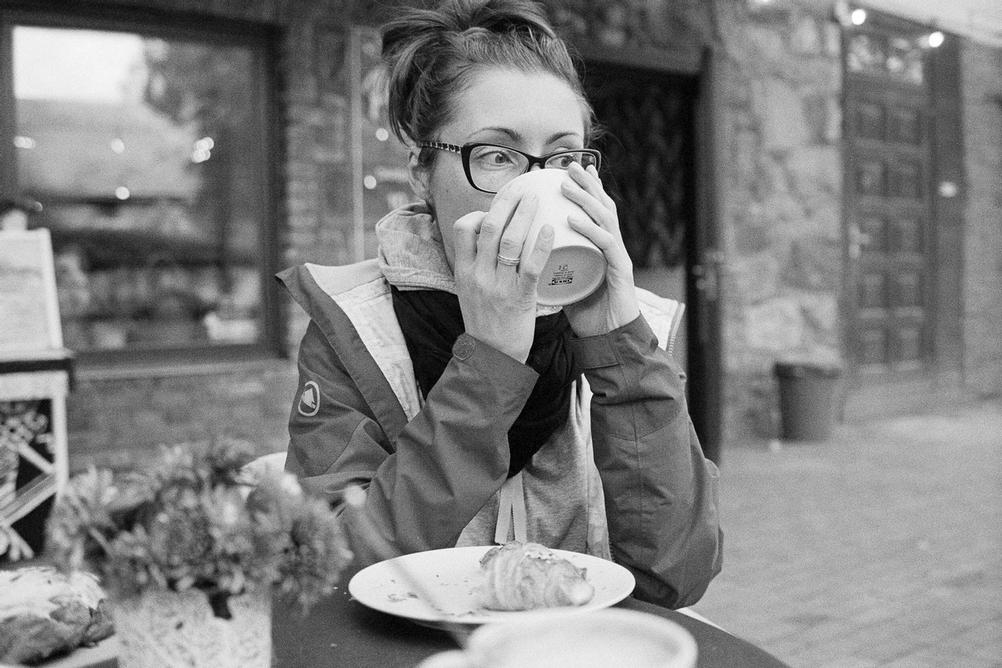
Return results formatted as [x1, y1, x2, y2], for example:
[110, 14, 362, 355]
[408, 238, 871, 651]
[272, 585, 789, 667]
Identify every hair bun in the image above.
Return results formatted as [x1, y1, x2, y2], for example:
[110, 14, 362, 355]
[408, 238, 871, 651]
[382, 0, 553, 60]
[380, 0, 588, 148]
[452, 0, 554, 36]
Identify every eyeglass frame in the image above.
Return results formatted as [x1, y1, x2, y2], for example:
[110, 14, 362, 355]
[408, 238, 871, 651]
[417, 141, 603, 194]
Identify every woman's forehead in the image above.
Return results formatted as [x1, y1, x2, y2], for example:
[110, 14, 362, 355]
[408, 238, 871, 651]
[443, 68, 586, 145]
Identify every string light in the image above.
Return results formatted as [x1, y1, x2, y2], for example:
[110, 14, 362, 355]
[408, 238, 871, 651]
[192, 136, 214, 163]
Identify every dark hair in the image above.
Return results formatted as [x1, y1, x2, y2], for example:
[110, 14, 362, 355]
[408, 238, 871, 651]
[381, 0, 592, 164]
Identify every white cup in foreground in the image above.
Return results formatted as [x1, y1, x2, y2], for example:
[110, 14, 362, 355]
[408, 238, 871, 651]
[495, 168, 607, 307]
[418, 608, 698, 668]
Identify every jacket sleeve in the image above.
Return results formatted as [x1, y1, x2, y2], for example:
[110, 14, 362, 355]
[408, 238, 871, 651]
[569, 314, 723, 608]
[286, 321, 538, 560]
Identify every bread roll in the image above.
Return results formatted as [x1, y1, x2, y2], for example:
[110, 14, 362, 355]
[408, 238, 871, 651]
[0, 567, 114, 664]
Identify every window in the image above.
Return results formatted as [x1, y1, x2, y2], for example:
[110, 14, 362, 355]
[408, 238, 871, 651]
[1, 7, 281, 367]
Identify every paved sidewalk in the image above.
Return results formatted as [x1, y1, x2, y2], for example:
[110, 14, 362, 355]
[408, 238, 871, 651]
[690, 399, 1002, 667]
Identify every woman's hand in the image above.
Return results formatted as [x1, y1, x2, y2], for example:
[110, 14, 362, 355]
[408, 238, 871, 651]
[452, 188, 554, 363]
[560, 162, 640, 337]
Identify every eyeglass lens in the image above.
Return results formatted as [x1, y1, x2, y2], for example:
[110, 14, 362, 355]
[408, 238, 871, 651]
[467, 145, 598, 192]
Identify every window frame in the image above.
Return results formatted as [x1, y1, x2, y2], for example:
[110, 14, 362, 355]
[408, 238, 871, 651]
[0, 1, 285, 372]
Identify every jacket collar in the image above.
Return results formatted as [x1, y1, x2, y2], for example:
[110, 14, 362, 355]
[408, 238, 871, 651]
[376, 203, 456, 294]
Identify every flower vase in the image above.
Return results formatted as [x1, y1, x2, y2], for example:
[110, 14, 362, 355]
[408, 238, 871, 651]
[111, 586, 272, 668]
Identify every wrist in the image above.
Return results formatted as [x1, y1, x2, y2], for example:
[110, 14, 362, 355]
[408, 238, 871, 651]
[462, 332, 529, 365]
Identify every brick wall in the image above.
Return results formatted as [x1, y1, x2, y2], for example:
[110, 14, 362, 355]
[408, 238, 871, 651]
[66, 0, 365, 470]
[961, 41, 1002, 396]
[69, 365, 298, 470]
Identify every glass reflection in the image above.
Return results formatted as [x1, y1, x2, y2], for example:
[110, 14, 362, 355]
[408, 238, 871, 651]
[13, 27, 262, 351]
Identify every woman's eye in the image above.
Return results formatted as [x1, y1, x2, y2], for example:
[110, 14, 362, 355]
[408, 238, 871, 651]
[473, 149, 519, 170]
[486, 151, 515, 165]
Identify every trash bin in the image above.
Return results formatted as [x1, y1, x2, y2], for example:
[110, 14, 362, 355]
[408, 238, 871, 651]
[773, 359, 843, 441]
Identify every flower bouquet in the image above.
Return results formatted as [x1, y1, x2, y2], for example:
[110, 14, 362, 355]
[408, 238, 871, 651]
[42, 438, 352, 667]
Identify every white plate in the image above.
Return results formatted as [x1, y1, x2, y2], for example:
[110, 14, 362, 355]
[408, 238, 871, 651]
[348, 545, 635, 626]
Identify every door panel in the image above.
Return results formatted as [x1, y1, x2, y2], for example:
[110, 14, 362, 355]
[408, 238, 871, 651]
[844, 31, 933, 376]
[584, 65, 694, 273]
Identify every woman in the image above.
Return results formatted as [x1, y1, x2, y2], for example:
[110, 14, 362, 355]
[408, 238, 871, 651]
[279, 0, 721, 608]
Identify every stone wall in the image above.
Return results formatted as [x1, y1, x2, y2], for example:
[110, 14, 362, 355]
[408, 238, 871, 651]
[713, 1, 844, 439]
[544, 0, 846, 442]
[961, 41, 1002, 397]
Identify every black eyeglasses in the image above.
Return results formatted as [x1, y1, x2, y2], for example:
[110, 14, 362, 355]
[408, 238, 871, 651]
[418, 141, 602, 194]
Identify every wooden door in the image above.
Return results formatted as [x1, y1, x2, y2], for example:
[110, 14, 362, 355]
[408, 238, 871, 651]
[845, 79, 932, 373]
[842, 10, 964, 412]
[584, 61, 723, 461]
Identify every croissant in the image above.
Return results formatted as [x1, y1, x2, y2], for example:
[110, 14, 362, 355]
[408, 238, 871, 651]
[478, 541, 595, 611]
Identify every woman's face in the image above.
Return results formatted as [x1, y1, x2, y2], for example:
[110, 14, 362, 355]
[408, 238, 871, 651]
[411, 67, 588, 267]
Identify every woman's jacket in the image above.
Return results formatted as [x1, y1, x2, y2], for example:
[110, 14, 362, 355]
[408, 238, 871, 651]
[277, 255, 722, 608]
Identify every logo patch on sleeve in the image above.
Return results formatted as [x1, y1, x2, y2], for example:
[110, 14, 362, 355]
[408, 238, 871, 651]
[297, 381, 321, 417]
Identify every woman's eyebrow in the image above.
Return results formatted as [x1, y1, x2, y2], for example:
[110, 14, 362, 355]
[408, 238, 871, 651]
[470, 126, 522, 142]
[469, 127, 583, 145]
[546, 131, 582, 144]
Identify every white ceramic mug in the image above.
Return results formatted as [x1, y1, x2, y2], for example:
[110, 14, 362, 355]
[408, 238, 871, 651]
[494, 168, 607, 306]
[418, 608, 698, 668]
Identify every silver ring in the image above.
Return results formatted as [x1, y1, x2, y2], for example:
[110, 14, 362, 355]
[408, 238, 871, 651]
[496, 253, 521, 266]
